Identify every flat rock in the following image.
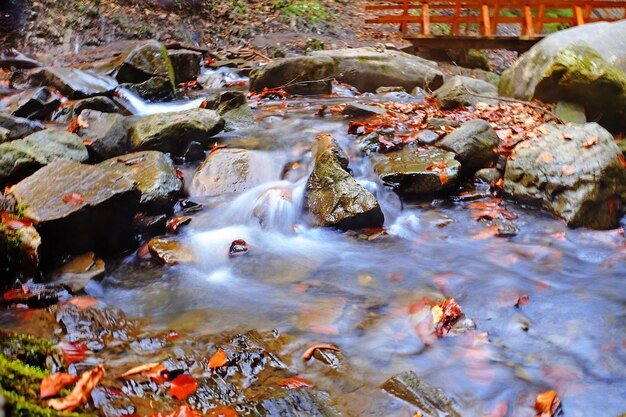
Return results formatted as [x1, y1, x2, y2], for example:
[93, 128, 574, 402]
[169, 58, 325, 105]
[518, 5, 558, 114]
[119, 76, 175, 102]
[78, 110, 129, 161]
[9, 159, 140, 257]
[0, 113, 44, 142]
[342, 103, 387, 117]
[129, 108, 224, 154]
[433, 75, 498, 110]
[313, 47, 444, 93]
[167, 49, 202, 84]
[250, 55, 335, 95]
[504, 122, 626, 229]
[0, 87, 61, 120]
[205, 91, 254, 132]
[373, 147, 460, 195]
[17, 67, 118, 99]
[436, 119, 499, 175]
[48, 251, 105, 292]
[190, 148, 282, 197]
[100, 151, 182, 213]
[0, 129, 88, 185]
[52, 96, 120, 123]
[148, 237, 195, 265]
[305, 134, 384, 229]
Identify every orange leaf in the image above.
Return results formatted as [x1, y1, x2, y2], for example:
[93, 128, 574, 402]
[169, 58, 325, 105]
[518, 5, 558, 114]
[276, 375, 313, 389]
[439, 170, 449, 185]
[208, 348, 229, 369]
[561, 165, 575, 176]
[60, 342, 88, 364]
[302, 344, 341, 361]
[618, 153, 626, 168]
[121, 362, 162, 377]
[40, 372, 78, 399]
[582, 136, 598, 148]
[47, 364, 105, 411]
[67, 118, 80, 134]
[432, 297, 464, 337]
[62, 193, 85, 205]
[170, 374, 197, 400]
[67, 296, 98, 310]
[534, 390, 561, 417]
[535, 152, 555, 164]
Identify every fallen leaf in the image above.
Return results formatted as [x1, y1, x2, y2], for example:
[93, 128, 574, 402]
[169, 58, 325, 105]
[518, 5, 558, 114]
[62, 193, 85, 205]
[276, 375, 313, 389]
[167, 216, 192, 233]
[302, 344, 341, 361]
[582, 136, 598, 148]
[514, 294, 530, 308]
[149, 405, 203, 417]
[60, 342, 88, 364]
[469, 199, 517, 221]
[229, 239, 249, 258]
[67, 296, 98, 310]
[208, 348, 229, 369]
[432, 297, 464, 337]
[3, 285, 30, 302]
[618, 153, 626, 168]
[210, 409, 238, 417]
[121, 362, 162, 377]
[534, 390, 561, 417]
[535, 152, 555, 164]
[561, 165, 575, 176]
[170, 374, 197, 400]
[47, 364, 105, 411]
[40, 372, 78, 399]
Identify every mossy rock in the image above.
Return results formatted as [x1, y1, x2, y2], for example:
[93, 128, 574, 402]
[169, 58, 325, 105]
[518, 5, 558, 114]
[0, 332, 59, 369]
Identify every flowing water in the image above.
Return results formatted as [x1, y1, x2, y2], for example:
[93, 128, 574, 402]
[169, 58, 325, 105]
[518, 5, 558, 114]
[89, 89, 626, 417]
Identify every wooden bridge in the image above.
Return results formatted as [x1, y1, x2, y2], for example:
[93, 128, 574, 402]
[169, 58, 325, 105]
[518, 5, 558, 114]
[365, 0, 626, 51]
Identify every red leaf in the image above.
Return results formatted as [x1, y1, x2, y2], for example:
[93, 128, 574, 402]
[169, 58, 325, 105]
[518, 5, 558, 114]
[47, 364, 105, 411]
[62, 193, 85, 205]
[67, 296, 98, 310]
[302, 344, 340, 361]
[40, 372, 78, 398]
[1, 212, 33, 229]
[276, 375, 313, 389]
[618, 153, 626, 169]
[170, 374, 197, 400]
[208, 348, 229, 369]
[167, 216, 192, 233]
[432, 297, 464, 337]
[60, 342, 88, 364]
[514, 294, 530, 308]
[534, 390, 561, 417]
[228, 239, 249, 258]
[166, 331, 180, 340]
[136, 243, 151, 259]
[3, 285, 30, 302]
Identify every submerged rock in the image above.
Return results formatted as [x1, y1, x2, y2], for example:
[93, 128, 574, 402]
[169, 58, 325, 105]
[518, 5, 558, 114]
[312, 47, 444, 92]
[16, 67, 118, 99]
[119, 76, 175, 102]
[78, 109, 129, 161]
[433, 75, 498, 110]
[436, 119, 499, 175]
[116, 40, 176, 89]
[504, 123, 626, 229]
[372, 147, 460, 195]
[382, 370, 461, 417]
[148, 237, 195, 265]
[48, 251, 105, 292]
[51, 96, 121, 123]
[129, 108, 224, 154]
[0, 87, 61, 120]
[0, 113, 44, 142]
[0, 129, 88, 185]
[207, 91, 255, 132]
[305, 134, 384, 230]
[250, 55, 335, 95]
[100, 151, 182, 213]
[190, 148, 282, 197]
[9, 159, 140, 258]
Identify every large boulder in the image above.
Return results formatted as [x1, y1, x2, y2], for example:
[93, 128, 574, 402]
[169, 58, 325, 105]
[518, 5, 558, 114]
[499, 21, 626, 131]
[433, 75, 497, 110]
[312, 47, 444, 93]
[129, 108, 224, 154]
[77, 110, 129, 161]
[0, 113, 44, 142]
[205, 91, 254, 131]
[436, 119, 499, 175]
[504, 123, 626, 229]
[304, 134, 384, 229]
[372, 147, 460, 195]
[14, 67, 118, 99]
[51, 96, 120, 123]
[0, 87, 61, 120]
[250, 55, 336, 95]
[190, 148, 282, 197]
[100, 151, 182, 213]
[167, 49, 202, 84]
[0, 129, 88, 185]
[119, 76, 175, 102]
[116, 41, 176, 89]
[9, 159, 140, 259]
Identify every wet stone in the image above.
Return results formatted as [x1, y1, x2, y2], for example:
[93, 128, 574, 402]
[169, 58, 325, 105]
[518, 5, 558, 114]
[433, 75, 498, 110]
[120, 76, 175, 102]
[555, 101, 587, 124]
[148, 238, 195, 265]
[382, 370, 461, 417]
[474, 167, 502, 184]
[133, 213, 167, 238]
[257, 388, 340, 417]
[48, 251, 106, 293]
[206, 91, 255, 132]
[0, 113, 43, 142]
[18, 67, 118, 99]
[78, 109, 129, 161]
[341, 103, 387, 118]
[0, 87, 61, 120]
[426, 118, 460, 130]
[416, 129, 440, 145]
[167, 49, 202, 84]
[181, 140, 205, 162]
[436, 119, 499, 175]
[52, 96, 121, 123]
[116, 40, 175, 87]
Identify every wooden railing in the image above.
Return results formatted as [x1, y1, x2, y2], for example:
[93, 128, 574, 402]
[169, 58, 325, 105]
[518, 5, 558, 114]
[365, 0, 626, 36]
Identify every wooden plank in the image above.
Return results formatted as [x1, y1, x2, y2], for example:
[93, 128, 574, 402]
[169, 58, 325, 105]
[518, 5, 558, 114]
[481, 4, 492, 36]
[403, 34, 543, 52]
[422, 3, 431, 35]
[523, 5, 535, 36]
[452, 2, 461, 35]
[574, 5, 585, 25]
[536, 4, 545, 34]
[401, 0, 409, 32]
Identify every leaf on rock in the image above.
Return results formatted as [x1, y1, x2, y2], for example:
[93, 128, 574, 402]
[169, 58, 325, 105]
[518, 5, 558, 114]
[582, 136, 598, 148]
[208, 348, 229, 369]
[535, 152, 555, 164]
[121, 362, 162, 377]
[302, 344, 341, 361]
[62, 193, 85, 205]
[534, 390, 561, 417]
[167, 216, 192, 233]
[469, 198, 517, 221]
[67, 296, 99, 310]
[561, 165, 575, 176]
[276, 375, 314, 389]
[514, 294, 530, 308]
[149, 405, 202, 417]
[432, 297, 464, 337]
[60, 342, 88, 364]
[47, 364, 105, 411]
[40, 372, 78, 399]
[170, 374, 197, 400]
[618, 153, 626, 169]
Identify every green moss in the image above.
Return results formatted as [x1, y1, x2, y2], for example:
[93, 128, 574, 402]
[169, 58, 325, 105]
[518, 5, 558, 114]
[0, 332, 59, 369]
[272, 0, 331, 26]
[159, 44, 176, 91]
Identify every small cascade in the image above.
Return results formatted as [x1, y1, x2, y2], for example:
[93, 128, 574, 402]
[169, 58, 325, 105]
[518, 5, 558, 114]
[115, 88, 206, 116]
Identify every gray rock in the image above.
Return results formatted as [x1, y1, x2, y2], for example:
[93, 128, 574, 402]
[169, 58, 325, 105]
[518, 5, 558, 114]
[100, 151, 182, 213]
[372, 147, 460, 195]
[77, 110, 129, 161]
[313, 47, 444, 93]
[342, 103, 387, 117]
[116, 40, 175, 88]
[555, 101, 587, 124]
[119, 76, 175, 102]
[376, 86, 406, 94]
[9, 159, 140, 257]
[250, 55, 336, 95]
[382, 371, 461, 417]
[0, 128, 8, 144]
[190, 148, 282, 197]
[426, 118, 460, 129]
[258, 388, 340, 417]
[0, 87, 61, 120]
[129, 108, 224, 154]
[0, 129, 88, 185]
[433, 75, 498, 110]
[475, 167, 502, 183]
[305, 134, 384, 229]
[504, 123, 626, 229]
[0, 113, 44, 142]
[51, 96, 120, 123]
[436, 119, 499, 175]
[16, 67, 118, 99]
[416, 129, 441, 145]
[205, 91, 254, 132]
[167, 49, 202, 84]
